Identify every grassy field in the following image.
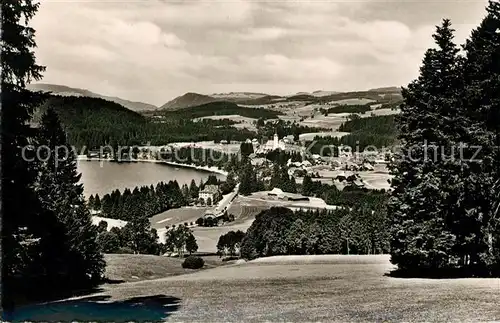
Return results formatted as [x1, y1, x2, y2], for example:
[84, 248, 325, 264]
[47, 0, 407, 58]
[98, 255, 500, 322]
[149, 207, 208, 230]
[14, 255, 499, 322]
[103, 254, 207, 282]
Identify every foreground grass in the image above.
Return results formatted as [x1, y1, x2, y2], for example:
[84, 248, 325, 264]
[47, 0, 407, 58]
[10, 255, 500, 322]
[104, 255, 500, 322]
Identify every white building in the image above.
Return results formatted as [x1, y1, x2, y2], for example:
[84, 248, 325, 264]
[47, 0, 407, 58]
[199, 185, 221, 204]
[273, 133, 279, 150]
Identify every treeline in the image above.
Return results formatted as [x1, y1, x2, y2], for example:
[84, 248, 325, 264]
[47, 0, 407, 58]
[260, 149, 303, 165]
[241, 206, 389, 259]
[96, 221, 199, 257]
[339, 114, 396, 134]
[257, 119, 327, 140]
[337, 115, 397, 149]
[302, 175, 387, 208]
[320, 104, 372, 115]
[161, 101, 281, 119]
[303, 116, 397, 154]
[158, 146, 232, 169]
[378, 100, 402, 110]
[88, 181, 187, 221]
[89, 175, 224, 221]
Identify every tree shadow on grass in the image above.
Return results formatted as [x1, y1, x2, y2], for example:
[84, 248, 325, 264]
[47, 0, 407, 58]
[385, 267, 499, 279]
[2, 294, 182, 323]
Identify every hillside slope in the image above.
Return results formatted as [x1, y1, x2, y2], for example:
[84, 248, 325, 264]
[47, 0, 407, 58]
[162, 101, 282, 119]
[10, 255, 499, 322]
[160, 92, 217, 110]
[27, 83, 158, 112]
[37, 95, 147, 148]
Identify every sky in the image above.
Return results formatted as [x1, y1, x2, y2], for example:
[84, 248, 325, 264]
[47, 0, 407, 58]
[32, 0, 490, 106]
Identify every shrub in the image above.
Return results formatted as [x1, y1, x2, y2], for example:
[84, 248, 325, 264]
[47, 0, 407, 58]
[182, 256, 205, 269]
[116, 247, 135, 254]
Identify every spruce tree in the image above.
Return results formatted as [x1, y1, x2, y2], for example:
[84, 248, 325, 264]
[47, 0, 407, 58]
[87, 194, 95, 210]
[36, 107, 105, 285]
[1, 0, 68, 308]
[461, 0, 500, 272]
[94, 194, 102, 210]
[388, 20, 464, 272]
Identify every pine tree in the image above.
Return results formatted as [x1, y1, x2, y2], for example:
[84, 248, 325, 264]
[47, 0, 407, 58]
[1, 0, 67, 308]
[36, 107, 105, 285]
[388, 20, 464, 272]
[94, 194, 102, 210]
[122, 215, 159, 254]
[185, 233, 198, 255]
[87, 194, 95, 210]
[302, 175, 313, 196]
[189, 179, 199, 199]
[460, 0, 500, 273]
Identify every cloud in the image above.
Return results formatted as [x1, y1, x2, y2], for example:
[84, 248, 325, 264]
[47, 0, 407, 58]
[31, 0, 490, 105]
[238, 27, 287, 41]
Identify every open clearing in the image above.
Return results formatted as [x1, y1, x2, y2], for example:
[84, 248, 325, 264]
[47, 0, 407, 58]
[14, 255, 500, 322]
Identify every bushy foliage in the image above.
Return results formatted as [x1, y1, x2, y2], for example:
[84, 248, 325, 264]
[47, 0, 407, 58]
[217, 230, 245, 257]
[164, 225, 198, 257]
[182, 256, 205, 269]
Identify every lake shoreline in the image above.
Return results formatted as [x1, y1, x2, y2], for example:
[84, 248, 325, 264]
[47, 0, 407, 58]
[77, 156, 228, 176]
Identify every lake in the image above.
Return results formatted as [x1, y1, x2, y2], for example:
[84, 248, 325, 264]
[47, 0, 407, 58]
[77, 160, 226, 198]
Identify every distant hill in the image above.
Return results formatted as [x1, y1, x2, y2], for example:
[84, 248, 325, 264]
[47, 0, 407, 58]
[311, 90, 340, 97]
[28, 83, 158, 111]
[160, 92, 217, 110]
[210, 92, 269, 101]
[162, 101, 282, 119]
[27, 83, 158, 112]
[33, 94, 148, 148]
[367, 86, 401, 93]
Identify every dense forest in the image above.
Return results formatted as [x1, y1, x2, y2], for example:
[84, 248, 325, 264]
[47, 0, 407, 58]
[241, 206, 389, 259]
[339, 115, 397, 149]
[38, 95, 332, 150]
[38, 95, 259, 149]
[320, 104, 372, 115]
[160, 101, 282, 119]
[257, 119, 328, 140]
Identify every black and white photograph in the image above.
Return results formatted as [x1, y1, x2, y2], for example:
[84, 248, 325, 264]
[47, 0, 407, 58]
[1, 0, 500, 321]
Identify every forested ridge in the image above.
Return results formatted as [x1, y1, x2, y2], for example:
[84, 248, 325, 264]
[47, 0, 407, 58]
[161, 101, 282, 119]
[38, 95, 259, 149]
